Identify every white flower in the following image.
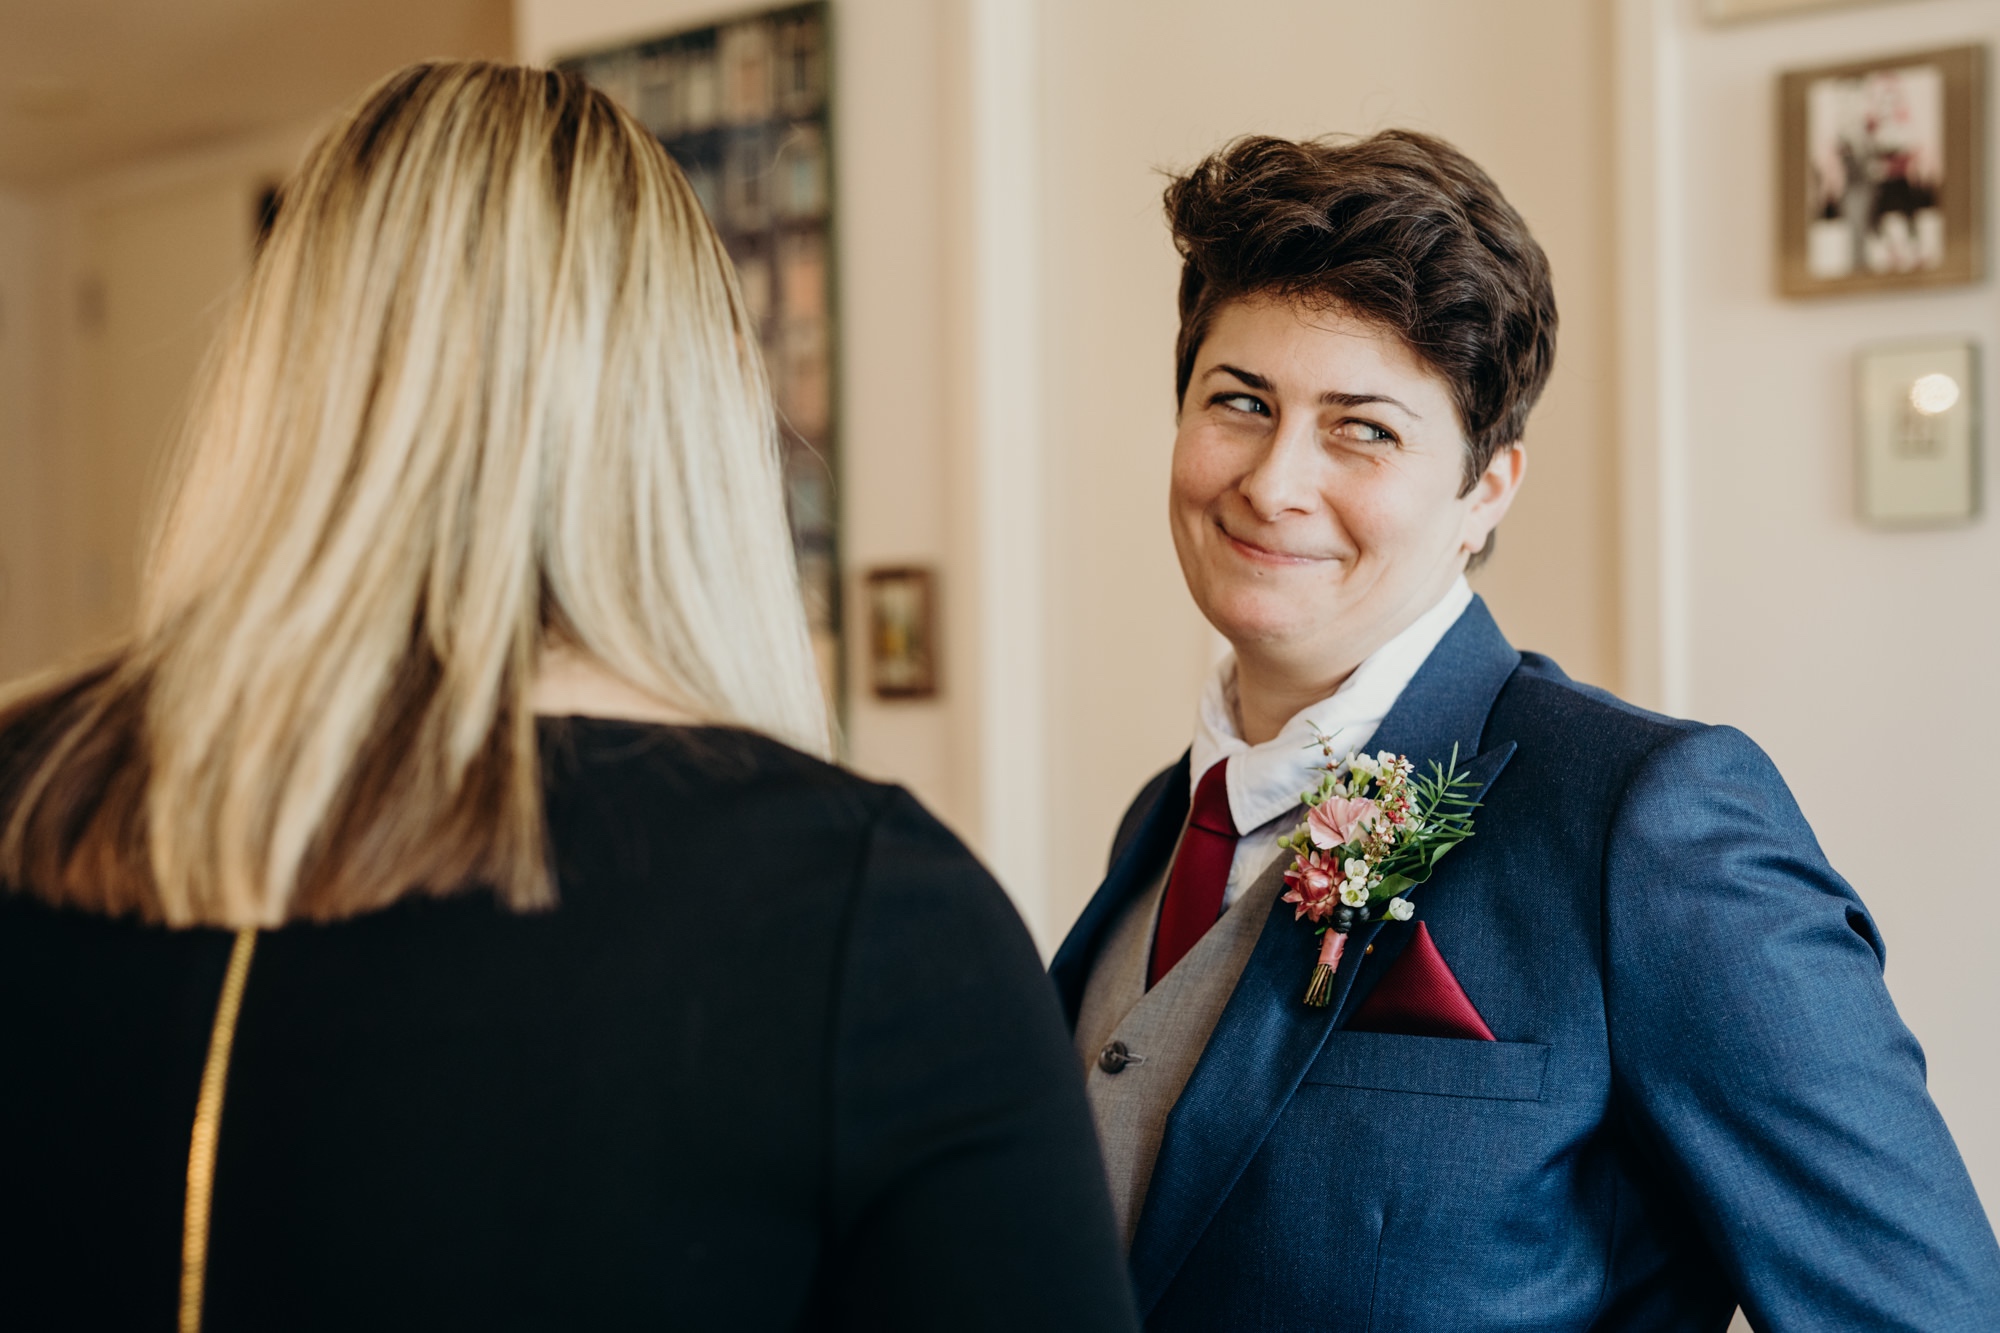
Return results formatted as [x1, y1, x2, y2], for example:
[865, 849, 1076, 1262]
[1386, 897, 1414, 921]
[1348, 751, 1380, 779]
[1340, 883, 1371, 908]
[1343, 857, 1370, 882]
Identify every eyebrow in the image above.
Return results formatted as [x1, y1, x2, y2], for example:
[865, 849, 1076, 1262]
[1207, 363, 1423, 420]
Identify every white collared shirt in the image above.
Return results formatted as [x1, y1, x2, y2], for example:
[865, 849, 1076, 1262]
[1190, 577, 1473, 909]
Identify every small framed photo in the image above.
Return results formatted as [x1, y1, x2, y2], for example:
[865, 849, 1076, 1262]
[1778, 44, 1986, 298]
[864, 566, 938, 699]
[1855, 338, 1980, 526]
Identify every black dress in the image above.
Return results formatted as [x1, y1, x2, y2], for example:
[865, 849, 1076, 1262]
[0, 720, 1138, 1331]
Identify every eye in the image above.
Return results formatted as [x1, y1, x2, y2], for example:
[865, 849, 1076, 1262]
[1332, 418, 1398, 445]
[1211, 392, 1269, 417]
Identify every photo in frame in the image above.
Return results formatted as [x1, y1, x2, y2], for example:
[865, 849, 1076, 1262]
[864, 567, 938, 700]
[1778, 44, 1986, 297]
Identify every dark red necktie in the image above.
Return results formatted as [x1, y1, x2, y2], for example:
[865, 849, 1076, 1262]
[1149, 759, 1238, 988]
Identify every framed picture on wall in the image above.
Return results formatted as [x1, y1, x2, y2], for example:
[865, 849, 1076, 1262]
[864, 567, 938, 700]
[1777, 44, 1986, 298]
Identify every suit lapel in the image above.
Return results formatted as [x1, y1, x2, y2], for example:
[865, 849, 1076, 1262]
[1051, 752, 1191, 1027]
[1126, 598, 1522, 1316]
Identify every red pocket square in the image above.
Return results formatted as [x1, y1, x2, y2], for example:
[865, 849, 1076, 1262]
[1344, 921, 1495, 1041]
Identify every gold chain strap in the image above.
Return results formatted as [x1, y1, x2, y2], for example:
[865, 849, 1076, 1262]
[179, 928, 258, 1333]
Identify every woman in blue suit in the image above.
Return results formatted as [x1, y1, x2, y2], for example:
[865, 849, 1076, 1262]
[1050, 131, 2000, 1331]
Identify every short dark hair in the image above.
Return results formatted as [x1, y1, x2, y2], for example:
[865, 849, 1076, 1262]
[1165, 131, 1558, 495]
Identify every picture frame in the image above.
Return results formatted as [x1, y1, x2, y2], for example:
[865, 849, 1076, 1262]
[864, 567, 938, 700]
[1777, 44, 1986, 298]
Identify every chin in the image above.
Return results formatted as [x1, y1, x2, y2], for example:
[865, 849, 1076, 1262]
[1201, 588, 1323, 652]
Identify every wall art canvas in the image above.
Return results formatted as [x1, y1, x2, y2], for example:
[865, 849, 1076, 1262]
[565, 3, 842, 706]
[1778, 44, 1985, 297]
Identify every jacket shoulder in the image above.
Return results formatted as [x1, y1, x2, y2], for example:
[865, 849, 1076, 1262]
[1494, 652, 1707, 757]
[1492, 654, 1815, 855]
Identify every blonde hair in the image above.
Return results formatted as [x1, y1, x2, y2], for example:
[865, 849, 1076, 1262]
[0, 62, 828, 926]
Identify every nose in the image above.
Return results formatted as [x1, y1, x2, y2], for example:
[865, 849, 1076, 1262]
[1235, 414, 1320, 521]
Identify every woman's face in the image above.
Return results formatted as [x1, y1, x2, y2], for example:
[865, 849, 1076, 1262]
[1169, 297, 1524, 677]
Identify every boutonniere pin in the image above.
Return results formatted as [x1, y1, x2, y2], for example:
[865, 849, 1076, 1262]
[1280, 734, 1480, 1007]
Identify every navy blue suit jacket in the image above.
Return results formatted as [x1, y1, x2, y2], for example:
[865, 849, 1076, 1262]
[1051, 599, 2000, 1331]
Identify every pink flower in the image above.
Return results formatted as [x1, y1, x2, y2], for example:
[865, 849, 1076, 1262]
[1307, 796, 1378, 850]
[1282, 850, 1341, 922]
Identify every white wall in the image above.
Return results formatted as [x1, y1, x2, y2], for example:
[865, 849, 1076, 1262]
[1626, 0, 2000, 1217]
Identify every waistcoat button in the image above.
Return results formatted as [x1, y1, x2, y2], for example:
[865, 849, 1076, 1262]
[1098, 1040, 1144, 1074]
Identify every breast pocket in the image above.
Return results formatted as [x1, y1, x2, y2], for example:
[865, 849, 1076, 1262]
[1301, 1030, 1550, 1102]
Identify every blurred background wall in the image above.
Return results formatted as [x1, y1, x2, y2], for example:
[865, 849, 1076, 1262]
[0, 0, 514, 681]
[1622, 0, 2000, 1215]
[0, 0, 1993, 1225]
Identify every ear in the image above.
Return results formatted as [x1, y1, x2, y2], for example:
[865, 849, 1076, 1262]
[1459, 444, 1527, 558]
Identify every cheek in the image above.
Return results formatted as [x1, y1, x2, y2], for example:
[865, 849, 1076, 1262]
[1333, 460, 1463, 554]
[1169, 431, 1229, 516]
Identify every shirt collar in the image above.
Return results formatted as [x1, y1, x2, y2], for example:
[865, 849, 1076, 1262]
[1190, 577, 1473, 835]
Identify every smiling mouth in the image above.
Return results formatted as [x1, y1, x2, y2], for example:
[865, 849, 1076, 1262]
[1217, 521, 1336, 566]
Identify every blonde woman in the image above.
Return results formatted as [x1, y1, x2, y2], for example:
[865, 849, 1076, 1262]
[0, 64, 1135, 1333]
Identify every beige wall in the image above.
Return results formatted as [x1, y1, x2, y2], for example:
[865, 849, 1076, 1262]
[4, 127, 313, 674]
[62, 174, 255, 646]
[0, 2, 517, 676]
[1037, 0, 1620, 941]
[1626, 0, 1999, 1215]
[819, 0, 971, 835]
[0, 187, 51, 679]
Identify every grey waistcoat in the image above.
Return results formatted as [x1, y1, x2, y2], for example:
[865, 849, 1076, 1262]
[1074, 854, 1291, 1250]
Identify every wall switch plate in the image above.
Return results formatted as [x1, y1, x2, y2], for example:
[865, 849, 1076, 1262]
[1856, 338, 1980, 526]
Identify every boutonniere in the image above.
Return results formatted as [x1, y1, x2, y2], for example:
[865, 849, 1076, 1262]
[1280, 734, 1480, 1007]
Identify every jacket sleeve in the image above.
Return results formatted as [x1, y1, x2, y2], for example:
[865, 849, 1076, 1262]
[821, 787, 1139, 1333]
[1603, 725, 2000, 1331]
